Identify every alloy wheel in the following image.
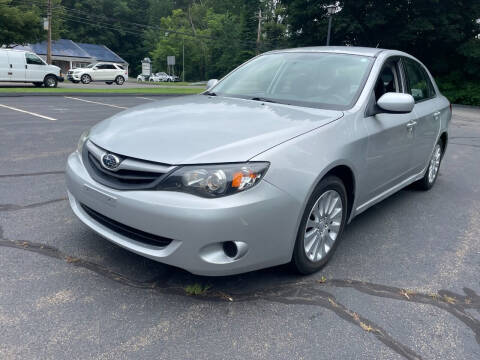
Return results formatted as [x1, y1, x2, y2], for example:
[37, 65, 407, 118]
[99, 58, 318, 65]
[303, 190, 343, 262]
[428, 144, 441, 184]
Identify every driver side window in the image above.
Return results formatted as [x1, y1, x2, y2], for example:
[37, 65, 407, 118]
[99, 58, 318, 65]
[374, 61, 401, 102]
[26, 53, 44, 65]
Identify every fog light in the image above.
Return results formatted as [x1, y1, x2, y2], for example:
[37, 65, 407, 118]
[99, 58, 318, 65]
[222, 241, 238, 258]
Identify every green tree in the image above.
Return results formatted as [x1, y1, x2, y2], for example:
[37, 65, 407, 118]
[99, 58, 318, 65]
[0, 0, 43, 46]
[282, 0, 480, 81]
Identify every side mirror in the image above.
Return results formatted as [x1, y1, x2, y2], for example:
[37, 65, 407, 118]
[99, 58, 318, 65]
[377, 93, 415, 114]
[206, 79, 218, 90]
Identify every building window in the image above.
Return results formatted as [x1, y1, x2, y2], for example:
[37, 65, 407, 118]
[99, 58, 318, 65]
[72, 62, 90, 68]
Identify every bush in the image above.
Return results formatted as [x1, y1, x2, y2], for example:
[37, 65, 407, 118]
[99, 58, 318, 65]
[437, 78, 480, 106]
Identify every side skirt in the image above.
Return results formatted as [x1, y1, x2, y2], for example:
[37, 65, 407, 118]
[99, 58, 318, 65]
[350, 169, 426, 221]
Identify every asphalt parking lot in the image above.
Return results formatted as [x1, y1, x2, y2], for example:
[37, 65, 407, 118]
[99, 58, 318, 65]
[0, 95, 479, 359]
[0, 80, 203, 90]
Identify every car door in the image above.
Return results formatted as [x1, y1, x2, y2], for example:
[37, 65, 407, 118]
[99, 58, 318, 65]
[25, 53, 47, 82]
[104, 64, 118, 80]
[7, 51, 26, 81]
[0, 51, 9, 81]
[402, 58, 442, 173]
[92, 64, 107, 80]
[363, 58, 417, 200]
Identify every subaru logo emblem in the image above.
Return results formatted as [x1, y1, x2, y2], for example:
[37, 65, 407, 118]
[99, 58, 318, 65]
[101, 153, 120, 170]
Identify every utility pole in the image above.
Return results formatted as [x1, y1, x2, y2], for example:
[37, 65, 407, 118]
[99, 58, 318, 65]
[47, 0, 52, 64]
[256, 9, 265, 54]
[182, 37, 185, 82]
[326, 15, 332, 46]
[325, 5, 337, 46]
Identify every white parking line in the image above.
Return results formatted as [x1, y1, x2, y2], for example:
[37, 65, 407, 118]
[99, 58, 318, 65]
[64, 96, 128, 109]
[136, 97, 155, 101]
[0, 104, 57, 121]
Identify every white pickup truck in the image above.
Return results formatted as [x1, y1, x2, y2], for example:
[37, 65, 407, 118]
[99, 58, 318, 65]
[0, 49, 64, 87]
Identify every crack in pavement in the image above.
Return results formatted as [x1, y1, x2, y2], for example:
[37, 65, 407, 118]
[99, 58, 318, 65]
[0, 198, 67, 212]
[0, 170, 65, 178]
[0, 237, 479, 359]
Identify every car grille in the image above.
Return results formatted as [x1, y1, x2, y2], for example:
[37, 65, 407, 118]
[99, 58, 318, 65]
[83, 140, 174, 190]
[81, 204, 173, 247]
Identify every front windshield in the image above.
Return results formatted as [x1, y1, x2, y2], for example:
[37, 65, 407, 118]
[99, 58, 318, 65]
[212, 52, 374, 110]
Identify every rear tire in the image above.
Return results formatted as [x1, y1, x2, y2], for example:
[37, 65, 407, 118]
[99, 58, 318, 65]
[43, 75, 57, 88]
[415, 140, 443, 190]
[115, 76, 125, 85]
[292, 176, 348, 275]
[81, 74, 91, 84]
[33, 82, 43, 87]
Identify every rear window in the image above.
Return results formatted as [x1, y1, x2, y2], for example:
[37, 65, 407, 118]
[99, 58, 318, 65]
[403, 58, 436, 102]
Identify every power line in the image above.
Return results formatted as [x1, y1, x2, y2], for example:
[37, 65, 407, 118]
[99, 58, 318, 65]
[7, 0, 287, 50]
[16, 0, 265, 47]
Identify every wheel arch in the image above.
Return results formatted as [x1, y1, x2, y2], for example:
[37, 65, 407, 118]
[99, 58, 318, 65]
[43, 73, 58, 81]
[321, 164, 356, 221]
[439, 131, 448, 157]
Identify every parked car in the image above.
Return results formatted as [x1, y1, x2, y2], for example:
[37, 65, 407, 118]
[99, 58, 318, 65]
[0, 49, 63, 87]
[66, 47, 451, 276]
[67, 62, 127, 85]
[149, 72, 173, 82]
[136, 74, 148, 82]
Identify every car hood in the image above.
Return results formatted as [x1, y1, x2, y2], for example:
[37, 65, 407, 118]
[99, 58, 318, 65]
[89, 95, 343, 164]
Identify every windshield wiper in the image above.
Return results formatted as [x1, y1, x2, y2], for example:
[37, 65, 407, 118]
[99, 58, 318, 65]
[250, 97, 277, 103]
[204, 91, 217, 96]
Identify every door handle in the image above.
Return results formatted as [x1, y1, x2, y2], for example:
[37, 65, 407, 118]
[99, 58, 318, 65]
[406, 120, 417, 129]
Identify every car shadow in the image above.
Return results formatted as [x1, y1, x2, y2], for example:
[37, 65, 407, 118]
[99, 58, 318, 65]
[77, 184, 428, 297]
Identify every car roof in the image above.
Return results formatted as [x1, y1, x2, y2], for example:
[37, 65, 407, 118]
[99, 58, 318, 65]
[267, 46, 388, 58]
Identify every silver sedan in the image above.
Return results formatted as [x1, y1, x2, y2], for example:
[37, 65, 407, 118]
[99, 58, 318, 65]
[66, 46, 451, 276]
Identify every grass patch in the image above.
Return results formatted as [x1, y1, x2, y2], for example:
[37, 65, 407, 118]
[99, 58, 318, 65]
[184, 283, 211, 296]
[0, 87, 203, 94]
[130, 80, 202, 87]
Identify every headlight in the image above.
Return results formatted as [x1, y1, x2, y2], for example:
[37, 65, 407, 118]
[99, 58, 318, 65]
[76, 129, 90, 152]
[158, 162, 270, 198]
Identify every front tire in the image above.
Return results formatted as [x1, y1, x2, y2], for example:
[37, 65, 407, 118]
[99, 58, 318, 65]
[81, 74, 91, 84]
[415, 141, 443, 190]
[115, 76, 125, 85]
[292, 176, 348, 274]
[44, 75, 57, 88]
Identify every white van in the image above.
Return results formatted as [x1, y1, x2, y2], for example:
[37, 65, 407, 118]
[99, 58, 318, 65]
[0, 49, 64, 88]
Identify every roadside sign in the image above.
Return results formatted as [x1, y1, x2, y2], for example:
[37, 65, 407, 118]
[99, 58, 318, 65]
[141, 57, 151, 76]
[167, 56, 175, 65]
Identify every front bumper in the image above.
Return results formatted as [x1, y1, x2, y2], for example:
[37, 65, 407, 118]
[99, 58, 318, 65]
[67, 73, 81, 81]
[65, 151, 300, 276]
